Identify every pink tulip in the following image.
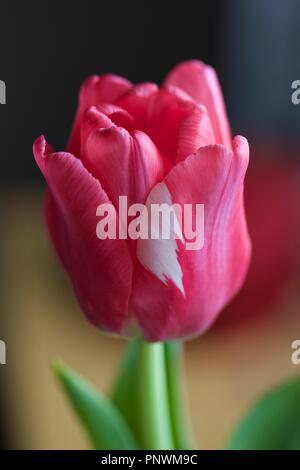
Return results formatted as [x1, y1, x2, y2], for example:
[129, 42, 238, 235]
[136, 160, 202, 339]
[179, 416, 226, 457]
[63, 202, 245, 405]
[33, 60, 251, 342]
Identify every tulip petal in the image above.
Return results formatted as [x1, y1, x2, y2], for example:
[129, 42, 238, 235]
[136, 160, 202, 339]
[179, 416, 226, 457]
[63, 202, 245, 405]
[119, 84, 215, 162]
[80, 105, 135, 154]
[33, 135, 133, 333]
[176, 104, 215, 162]
[116, 82, 159, 132]
[68, 74, 132, 156]
[164, 60, 232, 148]
[80, 106, 113, 151]
[83, 127, 165, 207]
[131, 136, 251, 341]
[148, 87, 213, 162]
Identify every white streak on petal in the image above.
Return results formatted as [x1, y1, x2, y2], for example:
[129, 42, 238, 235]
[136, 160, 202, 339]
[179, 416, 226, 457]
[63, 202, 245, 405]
[137, 182, 185, 296]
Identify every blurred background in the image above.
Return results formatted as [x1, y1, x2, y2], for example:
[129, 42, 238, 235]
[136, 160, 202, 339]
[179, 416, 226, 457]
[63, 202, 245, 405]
[1, 0, 300, 449]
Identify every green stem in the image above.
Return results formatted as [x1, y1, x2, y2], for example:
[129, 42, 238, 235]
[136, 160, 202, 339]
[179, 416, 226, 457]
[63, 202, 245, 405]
[135, 341, 175, 450]
[164, 341, 194, 449]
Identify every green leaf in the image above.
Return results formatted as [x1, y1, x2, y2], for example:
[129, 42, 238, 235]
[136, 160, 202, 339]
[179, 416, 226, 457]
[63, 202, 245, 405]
[53, 360, 138, 450]
[110, 339, 141, 442]
[228, 375, 300, 450]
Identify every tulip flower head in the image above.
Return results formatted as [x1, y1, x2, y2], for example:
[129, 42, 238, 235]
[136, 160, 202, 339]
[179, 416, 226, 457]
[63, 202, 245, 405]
[33, 60, 251, 341]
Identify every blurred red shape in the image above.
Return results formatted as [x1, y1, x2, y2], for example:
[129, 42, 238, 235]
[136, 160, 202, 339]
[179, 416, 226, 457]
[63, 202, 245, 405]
[216, 143, 300, 328]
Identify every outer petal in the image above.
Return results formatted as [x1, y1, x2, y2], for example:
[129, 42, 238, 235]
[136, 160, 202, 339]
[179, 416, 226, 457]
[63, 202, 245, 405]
[130, 136, 251, 341]
[82, 126, 165, 207]
[164, 60, 232, 148]
[33, 135, 133, 333]
[68, 74, 132, 155]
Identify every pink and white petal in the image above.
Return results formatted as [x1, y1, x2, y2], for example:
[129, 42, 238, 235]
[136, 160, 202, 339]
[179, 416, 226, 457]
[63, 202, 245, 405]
[33, 135, 133, 333]
[130, 137, 251, 341]
[164, 60, 232, 148]
[68, 74, 132, 156]
[82, 126, 165, 207]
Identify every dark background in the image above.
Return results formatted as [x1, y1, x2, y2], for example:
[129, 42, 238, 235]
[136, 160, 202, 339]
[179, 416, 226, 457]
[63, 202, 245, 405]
[1, 0, 299, 184]
[0, 0, 221, 183]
